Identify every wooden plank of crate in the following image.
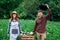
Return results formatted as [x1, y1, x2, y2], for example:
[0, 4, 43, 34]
[21, 35, 34, 40]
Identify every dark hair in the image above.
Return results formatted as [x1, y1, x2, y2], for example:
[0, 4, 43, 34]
[10, 13, 18, 21]
[38, 10, 42, 13]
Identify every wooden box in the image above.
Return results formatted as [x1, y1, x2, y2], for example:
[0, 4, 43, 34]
[21, 34, 34, 40]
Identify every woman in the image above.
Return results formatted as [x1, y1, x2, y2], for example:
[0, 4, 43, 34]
[7, 11, 22, 40]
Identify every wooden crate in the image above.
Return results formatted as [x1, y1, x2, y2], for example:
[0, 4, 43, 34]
[21, 34, 34, 40]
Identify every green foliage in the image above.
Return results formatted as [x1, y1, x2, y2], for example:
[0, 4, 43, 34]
[0, 19, 60, 40]
[15, 0, 60, 20]
[0, 0, 23, 18]
[15, 0, 39, 19]
[0, 0, 60, 20]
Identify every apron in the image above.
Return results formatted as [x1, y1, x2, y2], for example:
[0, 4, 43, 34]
[10, 21, 19, 38]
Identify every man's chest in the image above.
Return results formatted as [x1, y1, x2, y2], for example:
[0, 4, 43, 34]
[36, 17, 46, 24]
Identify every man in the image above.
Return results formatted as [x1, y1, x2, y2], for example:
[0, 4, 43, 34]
[33, 4, 52, 40]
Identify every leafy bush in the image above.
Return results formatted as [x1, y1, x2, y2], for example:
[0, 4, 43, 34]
[0, 19, 60, 40]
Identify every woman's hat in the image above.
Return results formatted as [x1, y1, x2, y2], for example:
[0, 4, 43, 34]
[12, 11, 17, 13]
[10, 11, 18, 16]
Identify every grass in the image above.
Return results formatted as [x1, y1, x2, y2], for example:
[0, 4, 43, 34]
[0, 19, 60, 40]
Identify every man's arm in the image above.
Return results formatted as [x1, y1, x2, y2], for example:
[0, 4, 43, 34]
[45, 4, 52, 18]
[33, 19, 37, 32]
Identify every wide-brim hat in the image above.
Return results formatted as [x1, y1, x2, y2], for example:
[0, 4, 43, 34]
[12, 11, 17, 13]
[10, 11, 18, 16]
[39, 4, 48, 10]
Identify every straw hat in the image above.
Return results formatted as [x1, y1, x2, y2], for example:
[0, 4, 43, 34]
[12, 11, 17, 13]
[10, 11, 18, 16]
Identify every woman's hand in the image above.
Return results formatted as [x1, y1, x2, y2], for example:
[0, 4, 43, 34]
[20, 33, 23, 36]
[7, 34, 9, 37]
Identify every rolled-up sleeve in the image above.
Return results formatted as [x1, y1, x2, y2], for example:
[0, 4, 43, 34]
[45, 8, 52, 18]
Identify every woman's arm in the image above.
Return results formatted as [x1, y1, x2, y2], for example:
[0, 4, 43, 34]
[18, 20, 22, 33]
[7, 19, 11, 34]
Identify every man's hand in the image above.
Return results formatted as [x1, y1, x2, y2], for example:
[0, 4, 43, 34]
[30, 32, 34, 35]
[45, 4, 49, 9]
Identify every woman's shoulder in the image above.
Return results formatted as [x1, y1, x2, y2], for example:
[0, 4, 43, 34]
[18, 18, 20, 21]
[9, 18, 11, 22]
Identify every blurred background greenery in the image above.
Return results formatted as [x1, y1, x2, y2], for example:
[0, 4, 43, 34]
[0, 0, 60, 21]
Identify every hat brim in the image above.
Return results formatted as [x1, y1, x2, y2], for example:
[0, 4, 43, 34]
[39, 4, 48, 10]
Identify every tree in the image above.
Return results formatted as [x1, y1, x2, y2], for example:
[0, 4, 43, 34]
[0, 0, 23, 19]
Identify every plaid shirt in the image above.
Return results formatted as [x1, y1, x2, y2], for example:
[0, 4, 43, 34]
[33, 8, 52, 33]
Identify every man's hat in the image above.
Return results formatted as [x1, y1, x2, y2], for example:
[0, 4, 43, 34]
[39, 4, 48, 10]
